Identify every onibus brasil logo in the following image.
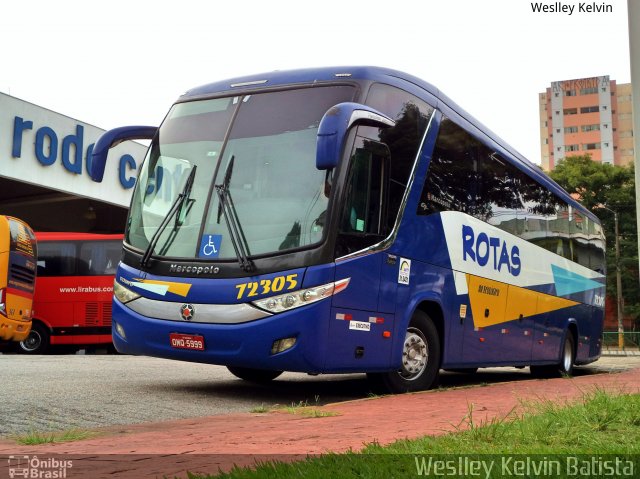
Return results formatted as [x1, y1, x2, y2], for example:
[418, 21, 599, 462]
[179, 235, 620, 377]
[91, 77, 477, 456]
[7, 455, 73, 478]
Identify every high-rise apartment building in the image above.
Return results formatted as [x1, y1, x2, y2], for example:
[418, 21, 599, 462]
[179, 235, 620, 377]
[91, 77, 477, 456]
[539, 76, 634, 170]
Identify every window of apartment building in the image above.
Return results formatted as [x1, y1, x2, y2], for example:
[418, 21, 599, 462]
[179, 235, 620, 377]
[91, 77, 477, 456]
[620, 131, 634, 138]
[563, 108, 577, 115]
[564, 126, 578, 133]
[581, 124, 600, 132]
[565, 89, 577, 96]
[580, 87, 599, 95]
[580, 106, 599, 113]
[583, 143, 600, 150]
[565, 145, 580, 152]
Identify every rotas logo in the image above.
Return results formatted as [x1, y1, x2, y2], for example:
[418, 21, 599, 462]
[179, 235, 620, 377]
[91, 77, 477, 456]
[461, 224, 521, 276]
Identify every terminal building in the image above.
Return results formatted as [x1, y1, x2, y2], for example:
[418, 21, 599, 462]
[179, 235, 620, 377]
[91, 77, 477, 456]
[0, 92, 147, 233]
[539, 76, 635, 170]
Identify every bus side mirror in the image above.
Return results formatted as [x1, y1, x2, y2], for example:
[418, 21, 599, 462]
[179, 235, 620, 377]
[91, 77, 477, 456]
[89, 126, 157, 182]
[316, 102, 395, 170]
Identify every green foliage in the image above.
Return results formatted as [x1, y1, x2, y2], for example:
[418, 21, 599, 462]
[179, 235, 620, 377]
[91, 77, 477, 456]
[191, 391, 640, 478]
[14, 428, 96, 445]
[550, 156, 639, 328]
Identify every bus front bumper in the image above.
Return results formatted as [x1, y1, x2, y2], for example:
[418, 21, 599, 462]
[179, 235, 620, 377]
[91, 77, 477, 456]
[111, 297, 331, 373]
[0, 318, 31, 342]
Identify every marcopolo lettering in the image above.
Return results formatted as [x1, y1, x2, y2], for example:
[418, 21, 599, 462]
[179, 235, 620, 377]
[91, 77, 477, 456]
[11, 115, 138, 189]
[461, 224, 521, 276]
[170, 264, 220, 275]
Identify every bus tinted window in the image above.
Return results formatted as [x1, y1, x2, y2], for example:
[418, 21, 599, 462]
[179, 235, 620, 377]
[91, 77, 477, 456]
[365, 84, 433, 232]
[419, 116, 601, 265]
[589, 221, 606, 273]
[37, 242, 76, 276]
[37, 241, 121, 277]
[80, 241, 121, 275]
[479, 152, 522, 234]
[418, 118, 480, 215]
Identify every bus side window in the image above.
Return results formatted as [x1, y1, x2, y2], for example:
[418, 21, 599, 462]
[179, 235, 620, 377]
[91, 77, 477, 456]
[335, 138, 390, 257]
[37, 242, 76, 276]
[418, 117, 479, 216]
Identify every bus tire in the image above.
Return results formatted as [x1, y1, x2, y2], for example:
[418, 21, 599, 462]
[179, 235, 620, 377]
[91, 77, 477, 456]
[226, 366, 283, 382]
[18, 322, 50, 354]
[369, 310, 441, 394]
[530, 332, 575, 378]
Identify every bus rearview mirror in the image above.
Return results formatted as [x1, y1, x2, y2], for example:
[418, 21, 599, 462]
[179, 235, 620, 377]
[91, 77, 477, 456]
[316, 102, 395, 170]
[90, 126, 157, 182]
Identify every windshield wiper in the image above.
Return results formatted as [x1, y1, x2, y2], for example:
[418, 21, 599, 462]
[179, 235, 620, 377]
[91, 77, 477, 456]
[215, 156, 254, 272]
[140, 165, 197, 268]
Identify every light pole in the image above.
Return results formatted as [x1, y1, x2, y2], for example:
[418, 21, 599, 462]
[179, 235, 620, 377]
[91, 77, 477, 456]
[598, 205, 624, 349]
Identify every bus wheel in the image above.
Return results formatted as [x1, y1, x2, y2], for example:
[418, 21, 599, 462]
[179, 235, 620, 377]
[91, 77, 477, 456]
[369, 310, 441, 394]
[530, 332, 575, 378]
[18, 323, 50, 354]
[226, 366, 283, 382]
[559, 333, 576, 376]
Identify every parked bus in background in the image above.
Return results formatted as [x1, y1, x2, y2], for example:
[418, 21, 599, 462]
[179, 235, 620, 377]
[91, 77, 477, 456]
[0, 215, 37, 344]
[90, 67, 605, 392]
[18, 233, 122, 354]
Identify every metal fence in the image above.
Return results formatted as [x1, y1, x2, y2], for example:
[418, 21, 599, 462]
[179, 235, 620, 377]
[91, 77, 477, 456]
[602, 331, 640, 355]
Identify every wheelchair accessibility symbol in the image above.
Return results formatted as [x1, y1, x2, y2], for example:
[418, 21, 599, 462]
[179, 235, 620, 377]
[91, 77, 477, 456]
[199, 234, 222, 258]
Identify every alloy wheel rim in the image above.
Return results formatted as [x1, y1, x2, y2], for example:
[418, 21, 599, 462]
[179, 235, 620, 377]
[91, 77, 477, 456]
[400, 327, 428, 380]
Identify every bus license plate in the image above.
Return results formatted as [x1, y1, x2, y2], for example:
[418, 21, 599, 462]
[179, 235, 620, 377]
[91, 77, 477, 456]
[170, 333, 205, 351]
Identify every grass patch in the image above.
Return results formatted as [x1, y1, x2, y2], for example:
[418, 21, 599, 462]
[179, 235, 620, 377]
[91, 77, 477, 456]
[250, 404, 270, 414]
[14, 428, 96, 445]
[189, 390, 640, 478]
[282, 399, 340, 418]
[249, 396, 340, 418]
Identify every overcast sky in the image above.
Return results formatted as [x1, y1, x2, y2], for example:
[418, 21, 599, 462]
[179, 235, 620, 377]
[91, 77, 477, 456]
[0, 0, 631, 165]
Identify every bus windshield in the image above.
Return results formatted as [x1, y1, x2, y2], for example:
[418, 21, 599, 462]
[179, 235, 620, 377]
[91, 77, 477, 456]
[127, 85, 355, 260]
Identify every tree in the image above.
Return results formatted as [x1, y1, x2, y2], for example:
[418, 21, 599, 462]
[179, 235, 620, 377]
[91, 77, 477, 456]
[550, 155, 639, 329]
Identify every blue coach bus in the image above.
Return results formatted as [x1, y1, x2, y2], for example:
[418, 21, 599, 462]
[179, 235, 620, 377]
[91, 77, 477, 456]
[90, 67, 605, 393]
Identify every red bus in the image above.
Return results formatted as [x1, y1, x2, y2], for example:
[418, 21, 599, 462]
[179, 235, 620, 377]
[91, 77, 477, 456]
[18, 233, 123, 354]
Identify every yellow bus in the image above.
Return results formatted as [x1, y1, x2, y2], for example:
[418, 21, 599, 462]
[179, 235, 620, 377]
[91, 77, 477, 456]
[0, 216, 37, 342]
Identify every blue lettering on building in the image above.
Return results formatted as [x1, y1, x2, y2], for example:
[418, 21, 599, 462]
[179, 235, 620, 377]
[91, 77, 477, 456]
[11, 115, 138, 189]
[462, 224, 521, 276]
[118, 154, 137, 189]
[61, 124, 84, 174]
[35, 126, 58, 166]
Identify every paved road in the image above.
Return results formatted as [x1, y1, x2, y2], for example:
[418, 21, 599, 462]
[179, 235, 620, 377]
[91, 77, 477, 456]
[1, 353, 638, 437]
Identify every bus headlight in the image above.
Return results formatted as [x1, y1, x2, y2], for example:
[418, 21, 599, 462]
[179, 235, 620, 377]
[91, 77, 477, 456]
[252, 277, 350, 314]
[113, 281, 140, 304]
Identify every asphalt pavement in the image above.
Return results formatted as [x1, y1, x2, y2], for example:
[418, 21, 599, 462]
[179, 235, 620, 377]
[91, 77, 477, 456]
[1, 353, 638, 438]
